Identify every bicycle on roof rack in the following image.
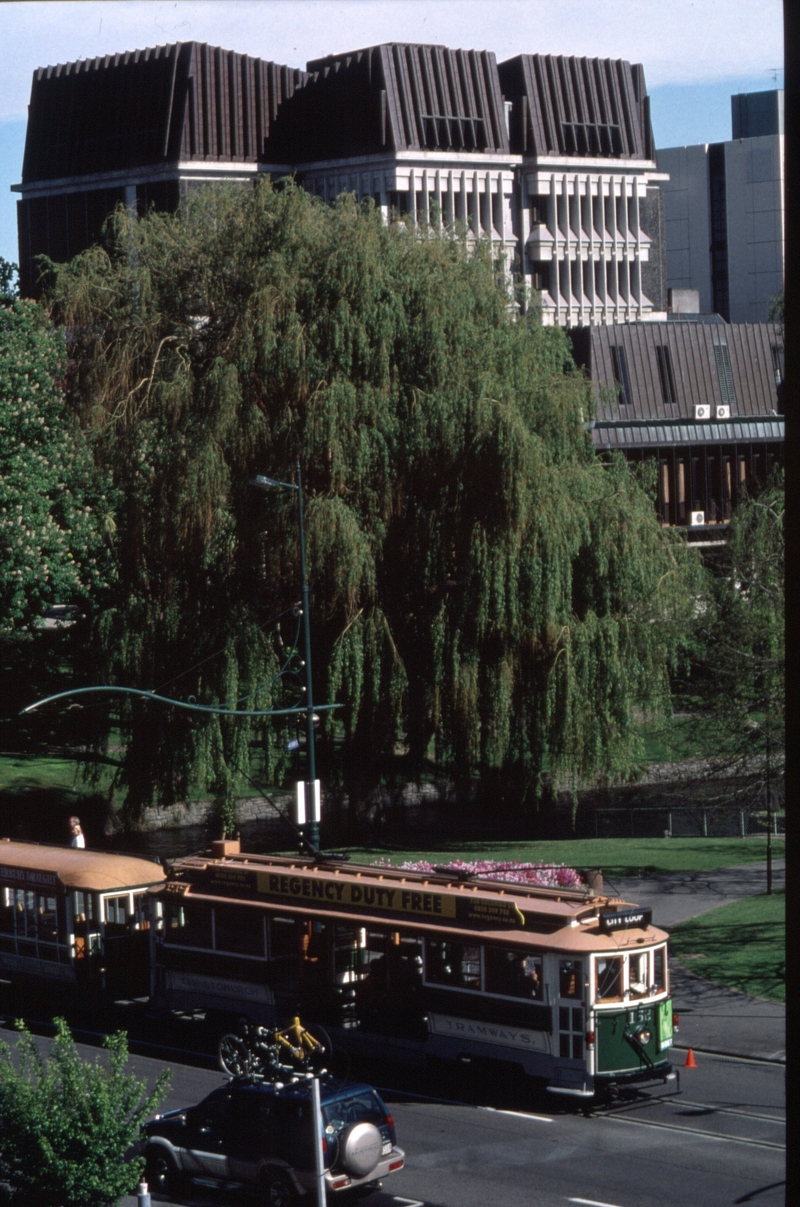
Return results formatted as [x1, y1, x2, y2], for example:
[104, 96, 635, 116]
[218, 1014, 327, 1081]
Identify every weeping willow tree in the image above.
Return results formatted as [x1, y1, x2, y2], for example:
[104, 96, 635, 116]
[44, 180, 700, 831]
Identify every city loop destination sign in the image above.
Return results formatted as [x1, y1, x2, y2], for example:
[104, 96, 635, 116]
[193, 863, 526, 929]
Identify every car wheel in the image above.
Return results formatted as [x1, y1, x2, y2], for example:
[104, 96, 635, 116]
[261, 1169, 296, 1207]
[219, 1032, 250, 1076]
[144, 1146, 180, 1197]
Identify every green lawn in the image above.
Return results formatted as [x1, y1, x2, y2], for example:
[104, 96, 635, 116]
[312, 837, 783, 878]
[0, 753, 117, 794]
[668, 891, 785, 1002]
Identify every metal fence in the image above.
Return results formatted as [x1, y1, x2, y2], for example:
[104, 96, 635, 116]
[578, 805, 785, 840]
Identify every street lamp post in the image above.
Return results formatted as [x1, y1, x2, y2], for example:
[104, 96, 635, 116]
[249, 461, 320, 853]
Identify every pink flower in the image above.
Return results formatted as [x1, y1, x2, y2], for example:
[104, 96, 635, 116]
[382, 859, 584, 888]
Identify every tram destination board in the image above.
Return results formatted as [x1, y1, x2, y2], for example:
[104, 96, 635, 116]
[598, 906, 653, 933]
[189, 863, 528, 928]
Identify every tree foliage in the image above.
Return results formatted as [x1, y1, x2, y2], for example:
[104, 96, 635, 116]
[0, 1017, 169, 1207]
[0, 299, 113, 629]
[688, 474, 784, 801]
[44, 181, 700, 827]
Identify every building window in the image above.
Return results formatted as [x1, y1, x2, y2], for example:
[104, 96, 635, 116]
[610, 345, 633, 407]
[530, 194, 549, 224]
[713, 341, 737, 408]
[655, 345, 677, 407]
[531, 260, 550, 292]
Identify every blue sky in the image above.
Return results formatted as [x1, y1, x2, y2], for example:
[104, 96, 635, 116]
[0, 0, 784, 271]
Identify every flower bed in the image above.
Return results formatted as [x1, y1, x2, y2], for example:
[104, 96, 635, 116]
[379, 859, 584, 888]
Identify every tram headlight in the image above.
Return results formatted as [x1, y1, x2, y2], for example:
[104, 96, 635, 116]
[635, 1027, 652, 1044]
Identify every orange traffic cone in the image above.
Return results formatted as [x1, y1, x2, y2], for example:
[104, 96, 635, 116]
[684, 1048, 697, 1068]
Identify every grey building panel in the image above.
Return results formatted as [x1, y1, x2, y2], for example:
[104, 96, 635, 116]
[731, 89, 784, 139]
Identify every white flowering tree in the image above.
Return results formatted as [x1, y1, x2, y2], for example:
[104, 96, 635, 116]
[0, 299, 111, 629]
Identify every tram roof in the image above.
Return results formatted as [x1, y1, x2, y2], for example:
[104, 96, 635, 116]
[0, 840, 166, 892]
[162, 850, 668, 946]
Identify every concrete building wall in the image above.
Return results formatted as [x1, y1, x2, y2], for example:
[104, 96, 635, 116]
[657, 143, 713, 314]
[723, 135, 784, 323]
[657, 133, 783, 323]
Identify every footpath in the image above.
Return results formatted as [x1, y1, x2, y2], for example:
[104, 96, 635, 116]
[611, 860, 785, 1063]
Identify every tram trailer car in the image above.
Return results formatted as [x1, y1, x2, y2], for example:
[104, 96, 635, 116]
[150, 841, 674, 1101]
[0, 839, 165, 1007]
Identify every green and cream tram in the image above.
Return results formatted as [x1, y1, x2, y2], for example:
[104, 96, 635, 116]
[151, 842, 674, 1100]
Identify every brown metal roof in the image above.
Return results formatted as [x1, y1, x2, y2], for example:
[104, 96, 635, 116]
[571, 322, 783, 423]
[498, 54, 654, 159]
[268, 43, 509, 162]
[0, 840, 165, 892]
[21, 42, 307, 183]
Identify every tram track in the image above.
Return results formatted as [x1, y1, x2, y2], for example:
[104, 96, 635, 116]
[674, 1098, 785, 1126]
[598, 1110, 786, 1149]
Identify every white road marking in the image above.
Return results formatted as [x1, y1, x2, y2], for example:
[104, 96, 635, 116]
[567, 1199, 625, 1207]
[479, 1106, 553, 1122]
[392, 1199, 425, 1207]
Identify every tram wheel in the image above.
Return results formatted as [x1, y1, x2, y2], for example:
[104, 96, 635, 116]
[218, 1031, 251, 1076]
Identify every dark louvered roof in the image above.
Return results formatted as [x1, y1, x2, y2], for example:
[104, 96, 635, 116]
[22, 42, 307, 182]
[570, 323, 783, 423]
[593, 420, 785, 451]
[267, 43, 509, 162]
[498, 54, 654, 159]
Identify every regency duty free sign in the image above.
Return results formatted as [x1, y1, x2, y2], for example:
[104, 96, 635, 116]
[197, 864, 525, 927]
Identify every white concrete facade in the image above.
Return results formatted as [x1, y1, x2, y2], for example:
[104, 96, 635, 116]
[519, 158, 668, 326]
[300, 152, 668, 328]
[658, 134, 784, 324]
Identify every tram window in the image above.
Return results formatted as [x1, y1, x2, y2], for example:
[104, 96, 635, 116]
[164, 901, 212, 948]
[424, 939, 481, 990]
[559, 959, 583, 999]
[270, 918, 299, 960]
[132, 895, 150, 929]
[73, 891, 94, 924]
[595, 956, 623, 1001]
[485, 948, 543, 999]
[629, 952, 649, 998]
[214, 906, 266, 957]
[653, 947, 666, 992]
[104, 896, 130, 935]
[0, 889, 13, 933]
[37, 896, 58, 942]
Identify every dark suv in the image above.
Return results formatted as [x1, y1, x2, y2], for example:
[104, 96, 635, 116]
[135, 1077, 404, 1205]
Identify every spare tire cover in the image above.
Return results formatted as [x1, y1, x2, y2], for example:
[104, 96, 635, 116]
[339, 1122, 383, 1177]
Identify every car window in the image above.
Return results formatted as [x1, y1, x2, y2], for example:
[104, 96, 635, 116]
[323, 1090, 386, 1128]
[193, 1091, 232, 1131]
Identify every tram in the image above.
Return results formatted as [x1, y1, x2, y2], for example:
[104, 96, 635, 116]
[150, 840, 675, 1100]
[0, 839, 165, 1004]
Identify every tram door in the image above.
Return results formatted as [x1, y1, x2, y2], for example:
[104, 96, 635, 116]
[557, 959, 585, 1062]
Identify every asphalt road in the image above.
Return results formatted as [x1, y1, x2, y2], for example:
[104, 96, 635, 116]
[114, 1045, 784, 1207]
[607, 859, 785, 929]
